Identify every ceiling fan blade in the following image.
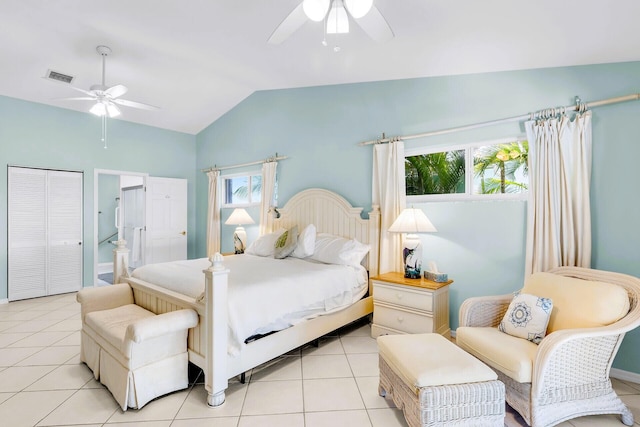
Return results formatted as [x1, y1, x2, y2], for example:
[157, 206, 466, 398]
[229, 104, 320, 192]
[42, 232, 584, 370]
[66, 85, 96, 96]
[268, 3, 308, 45]
[355, 5, 394, 43]
[53, 96, 97, 101]
[113, 98, 160, 111]
[105, 84, 128, 99]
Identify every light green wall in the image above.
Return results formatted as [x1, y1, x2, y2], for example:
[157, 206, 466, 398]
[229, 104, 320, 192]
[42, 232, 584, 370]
[0, 95, 197, 296]
[196, 61, 640, 374]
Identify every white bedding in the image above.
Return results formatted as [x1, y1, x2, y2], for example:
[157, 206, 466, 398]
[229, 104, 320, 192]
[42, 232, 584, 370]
[131, 254, 368, 354]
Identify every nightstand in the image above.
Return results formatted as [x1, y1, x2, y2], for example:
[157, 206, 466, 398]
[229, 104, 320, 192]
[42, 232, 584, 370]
[370, 272, 453, 338]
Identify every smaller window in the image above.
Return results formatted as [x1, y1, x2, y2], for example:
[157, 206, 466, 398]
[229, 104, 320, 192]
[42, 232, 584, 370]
[222, 173, 262, 207]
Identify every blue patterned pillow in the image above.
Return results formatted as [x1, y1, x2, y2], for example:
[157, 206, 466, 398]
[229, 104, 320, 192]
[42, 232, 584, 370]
[499, 292, 553, 344]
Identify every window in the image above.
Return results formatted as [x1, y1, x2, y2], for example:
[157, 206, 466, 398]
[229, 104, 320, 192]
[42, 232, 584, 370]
[405, 137, 529, 201]
[222, 172, 262, 207]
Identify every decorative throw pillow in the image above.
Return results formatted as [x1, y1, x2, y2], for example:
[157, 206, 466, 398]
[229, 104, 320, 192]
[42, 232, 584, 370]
[274, 226, 299, 259]
[291, 224, 316, 259]
[245, 229, 286, 257]
[499, 292, 553, 344]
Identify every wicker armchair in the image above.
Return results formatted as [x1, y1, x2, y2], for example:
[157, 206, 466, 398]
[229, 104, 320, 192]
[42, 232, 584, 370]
[456, 266, 640, 427]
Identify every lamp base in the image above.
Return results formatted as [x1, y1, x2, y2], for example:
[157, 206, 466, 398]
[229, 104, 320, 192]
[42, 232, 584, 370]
[233, 226, 247, 254]
[402, 234, 423, 279]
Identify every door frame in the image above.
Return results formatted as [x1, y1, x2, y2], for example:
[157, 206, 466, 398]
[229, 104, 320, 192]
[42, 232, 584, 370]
[93, 169, 148, 286]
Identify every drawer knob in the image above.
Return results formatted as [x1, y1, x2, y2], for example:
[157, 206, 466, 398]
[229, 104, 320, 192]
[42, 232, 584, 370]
[397, 316, 404, 323]
[396, 293, 403, 300]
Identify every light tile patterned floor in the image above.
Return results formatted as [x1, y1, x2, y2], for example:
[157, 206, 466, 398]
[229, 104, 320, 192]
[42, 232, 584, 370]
[0, 292, 638, 426]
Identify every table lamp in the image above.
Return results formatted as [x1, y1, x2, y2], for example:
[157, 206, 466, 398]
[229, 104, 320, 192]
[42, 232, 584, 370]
[225, 208, 255, 254]
[388, 208, 437, 278]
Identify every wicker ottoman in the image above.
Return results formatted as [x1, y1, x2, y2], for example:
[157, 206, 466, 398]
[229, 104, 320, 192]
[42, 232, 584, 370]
[378, 333, 505, 427]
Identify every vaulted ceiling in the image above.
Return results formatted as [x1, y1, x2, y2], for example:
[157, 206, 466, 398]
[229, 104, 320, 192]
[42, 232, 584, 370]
[2, 0, 639, 134]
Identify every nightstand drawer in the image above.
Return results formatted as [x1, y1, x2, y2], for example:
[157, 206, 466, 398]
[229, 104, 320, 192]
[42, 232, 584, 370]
[373, 303, 433, 334]
[373, 282, 433, 312]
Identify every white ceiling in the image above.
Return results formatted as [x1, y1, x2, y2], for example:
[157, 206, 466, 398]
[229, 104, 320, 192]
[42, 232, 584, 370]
[2, 0, 639, 135]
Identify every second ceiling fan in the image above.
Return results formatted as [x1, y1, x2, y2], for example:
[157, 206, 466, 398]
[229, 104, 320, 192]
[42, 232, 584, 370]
[268, 0, 393, 45]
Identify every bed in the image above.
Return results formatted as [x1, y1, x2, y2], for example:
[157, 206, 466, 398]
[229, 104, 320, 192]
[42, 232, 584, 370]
[112, 188, 381, 406]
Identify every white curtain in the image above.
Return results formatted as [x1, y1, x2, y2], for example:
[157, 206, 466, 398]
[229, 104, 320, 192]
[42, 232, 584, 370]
[372, 140, 406, 274]
[524, 111, 592, 275]
[206, 170, 221, 257]
[260, 161, 278, 236]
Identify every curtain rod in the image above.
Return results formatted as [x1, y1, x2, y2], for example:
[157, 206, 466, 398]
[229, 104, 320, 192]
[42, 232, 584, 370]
[201, 153, 287, 173]
[359, 93, 640, 146]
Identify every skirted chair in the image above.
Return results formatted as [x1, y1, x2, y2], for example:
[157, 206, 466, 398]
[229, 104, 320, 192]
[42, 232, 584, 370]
[77, 283, 198, 411]
[456, 266, 640, 427]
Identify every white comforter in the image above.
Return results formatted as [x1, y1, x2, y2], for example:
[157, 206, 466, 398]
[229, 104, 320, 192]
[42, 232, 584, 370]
[131, 254, 368, 354]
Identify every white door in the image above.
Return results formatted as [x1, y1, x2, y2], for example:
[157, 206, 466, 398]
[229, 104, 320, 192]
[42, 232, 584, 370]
[8, 167, 83, 300]
[47, 170, 83, 295]
[8, 167, 47, 300]
[145, 177, 187, 264]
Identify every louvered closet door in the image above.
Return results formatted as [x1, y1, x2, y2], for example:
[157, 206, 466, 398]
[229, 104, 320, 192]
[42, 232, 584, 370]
[8, 167, 48, 300]
[47, 170, 83, 295]
[8, 167, 83, 301]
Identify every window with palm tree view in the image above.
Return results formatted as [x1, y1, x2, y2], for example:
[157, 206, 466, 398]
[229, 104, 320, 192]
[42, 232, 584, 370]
[223, 173, 262, 207]
[406, 139, 528, 199]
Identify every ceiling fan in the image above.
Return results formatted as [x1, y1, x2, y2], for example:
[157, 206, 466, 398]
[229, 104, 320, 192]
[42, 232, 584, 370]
[55, 45, 159, 118]
[268, 0, 393, 45]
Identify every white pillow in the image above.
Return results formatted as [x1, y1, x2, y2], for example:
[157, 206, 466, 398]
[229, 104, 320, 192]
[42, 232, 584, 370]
[245, 229, 286, 257]
[291, 224, 316, 259]
[498, 292, 553, 344]
[309, 233, 370, 267]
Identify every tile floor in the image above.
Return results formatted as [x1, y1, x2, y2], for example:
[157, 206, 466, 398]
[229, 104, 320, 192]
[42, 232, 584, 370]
[0, 292, 639, 427]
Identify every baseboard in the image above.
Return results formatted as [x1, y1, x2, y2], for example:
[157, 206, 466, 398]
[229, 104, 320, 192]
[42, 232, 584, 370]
[0, 298, 8, 305]
[97, 262, 113, 275]
[610, 368, 640, 384]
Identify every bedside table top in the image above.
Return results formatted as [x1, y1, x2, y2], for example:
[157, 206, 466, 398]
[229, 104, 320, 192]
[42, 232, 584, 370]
[371, 271, 453, 290]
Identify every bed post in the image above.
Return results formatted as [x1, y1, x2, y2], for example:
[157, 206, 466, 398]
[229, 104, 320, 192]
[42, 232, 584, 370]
[112, 239, 130, 284]
[368, 204, 381, 278]
[204, 253, 229, 407]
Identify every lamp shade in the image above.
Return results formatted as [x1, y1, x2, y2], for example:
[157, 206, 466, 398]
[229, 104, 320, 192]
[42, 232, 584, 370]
[389, 208, 436, 279]
[344, 0, 373, 19]
[225, 208, 255, 226]
[388, 208, 437, 234]
[303, 0, 331, 22]
[326, 0, 349, 34]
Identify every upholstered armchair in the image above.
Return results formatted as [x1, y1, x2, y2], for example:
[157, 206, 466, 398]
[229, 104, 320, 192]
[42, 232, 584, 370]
[456, 266, 640, 427]
[77, 284, 198, 411]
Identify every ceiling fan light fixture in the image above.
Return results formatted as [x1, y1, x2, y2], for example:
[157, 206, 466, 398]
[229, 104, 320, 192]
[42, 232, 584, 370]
[90, 102, 107, 117]
[106, 102, 121, 118]
[302, 0, 330, 22]
[327, 0, 349, 34]
[344, 0, 373, 19]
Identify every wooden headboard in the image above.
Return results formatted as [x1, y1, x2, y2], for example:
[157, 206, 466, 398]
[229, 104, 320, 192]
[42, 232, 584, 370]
[268, 188, 380, 276]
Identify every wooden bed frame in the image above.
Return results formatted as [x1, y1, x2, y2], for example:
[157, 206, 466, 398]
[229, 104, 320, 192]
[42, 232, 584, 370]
[112, 188, 381, 406]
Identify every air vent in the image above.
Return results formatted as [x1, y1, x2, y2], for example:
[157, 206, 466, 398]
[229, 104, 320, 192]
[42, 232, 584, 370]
[45, 69, 75, 84]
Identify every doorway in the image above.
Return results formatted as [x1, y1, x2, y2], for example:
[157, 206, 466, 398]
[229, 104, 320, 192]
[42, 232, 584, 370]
[94, 169, 148, 286]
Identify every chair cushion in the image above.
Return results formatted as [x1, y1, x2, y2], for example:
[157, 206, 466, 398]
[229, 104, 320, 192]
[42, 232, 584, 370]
[499, 292, 553, 344]
[456, 326, 538, 383]
[85, 304, 155, 355]
[378, 333, 497, 392]
[523, 272, 630, 333]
